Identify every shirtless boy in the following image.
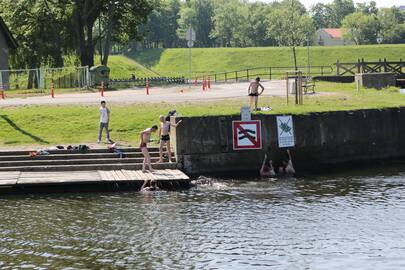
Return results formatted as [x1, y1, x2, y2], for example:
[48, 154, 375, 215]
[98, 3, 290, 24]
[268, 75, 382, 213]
[140, 125, 158, 172]
[158, 116, 182, 163]
[248, 77, 265, 111]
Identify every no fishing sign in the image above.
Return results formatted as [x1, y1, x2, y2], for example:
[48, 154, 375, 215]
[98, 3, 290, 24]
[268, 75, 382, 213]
[232, 120, 262, 150]
[277, 116, 295, 148]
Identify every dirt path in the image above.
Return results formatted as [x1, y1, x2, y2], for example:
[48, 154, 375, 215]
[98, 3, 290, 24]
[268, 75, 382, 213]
[0, 80, 327, 107]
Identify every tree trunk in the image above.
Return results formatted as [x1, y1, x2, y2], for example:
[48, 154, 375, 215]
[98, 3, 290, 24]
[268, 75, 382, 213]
[101, 2, 115, 66]
[292, 46, 298, 71]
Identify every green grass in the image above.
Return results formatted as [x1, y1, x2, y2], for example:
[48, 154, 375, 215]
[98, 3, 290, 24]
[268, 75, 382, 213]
[126, 44, 405, 77]
[97, 55, 159, 79]
[1, 82, 405, 147]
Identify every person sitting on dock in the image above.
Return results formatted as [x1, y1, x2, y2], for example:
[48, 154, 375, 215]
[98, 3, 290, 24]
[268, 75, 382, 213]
[158, 115, 182, 163]
[278, 150, 295, 177]
[260, 153, 276, 178]
[140, 125, 158, 172]
[248, 77, 264, 111]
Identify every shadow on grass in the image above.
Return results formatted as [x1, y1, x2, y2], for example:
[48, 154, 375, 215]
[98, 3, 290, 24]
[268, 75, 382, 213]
[0, 115, 49, 144]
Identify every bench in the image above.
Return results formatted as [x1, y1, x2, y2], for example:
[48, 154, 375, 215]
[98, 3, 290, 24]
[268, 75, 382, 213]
[302, 77, 315, 94]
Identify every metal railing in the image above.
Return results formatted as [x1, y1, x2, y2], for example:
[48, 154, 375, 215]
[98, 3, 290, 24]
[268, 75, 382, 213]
[199, 66, 333, 82]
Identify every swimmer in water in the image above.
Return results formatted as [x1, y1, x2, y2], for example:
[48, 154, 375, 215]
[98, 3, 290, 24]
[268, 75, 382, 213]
[260, 153, 276, 177]
[278, 149, 295, 177]
[248, 77, 264, 111]
[158, 115, 182, 163]
[140, 125, 158, 172]
[140, 180, 159, 192]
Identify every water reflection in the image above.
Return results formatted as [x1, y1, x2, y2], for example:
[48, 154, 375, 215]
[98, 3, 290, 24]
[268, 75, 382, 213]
[1, 165, 405, 269]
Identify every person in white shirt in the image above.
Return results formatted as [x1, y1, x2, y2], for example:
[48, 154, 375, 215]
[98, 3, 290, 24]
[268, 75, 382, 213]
[98, 101, 112, 143]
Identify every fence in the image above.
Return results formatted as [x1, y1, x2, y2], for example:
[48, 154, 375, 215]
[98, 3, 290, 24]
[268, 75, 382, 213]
[0, 66, 90, 91]
[336, 59, 405, 76]
[197, 65, 333, 83]
[109, 76, 186, 88]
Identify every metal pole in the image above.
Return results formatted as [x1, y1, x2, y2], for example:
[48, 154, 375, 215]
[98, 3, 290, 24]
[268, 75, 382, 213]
[307, 35, 311, 77]
[189, 46, 192, 83]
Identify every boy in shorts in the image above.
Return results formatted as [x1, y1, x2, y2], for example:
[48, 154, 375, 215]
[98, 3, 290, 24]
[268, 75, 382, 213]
[140, 125, 158, 172]
[158, 115, 182, 163]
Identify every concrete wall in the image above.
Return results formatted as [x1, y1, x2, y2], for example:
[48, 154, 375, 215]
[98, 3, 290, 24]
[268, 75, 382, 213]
[355, 73, 396, 89]
[0, 29, 10, 88]
[173, 108, 405, 174]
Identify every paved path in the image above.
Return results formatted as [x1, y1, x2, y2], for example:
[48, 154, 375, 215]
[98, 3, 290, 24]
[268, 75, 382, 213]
[0, 80, 300, 107]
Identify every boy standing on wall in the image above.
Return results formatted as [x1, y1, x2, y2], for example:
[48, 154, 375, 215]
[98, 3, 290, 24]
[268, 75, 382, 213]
[158, 115, 182, 163]
[248, 77, 265, 111]
[98, 101, 112, 143]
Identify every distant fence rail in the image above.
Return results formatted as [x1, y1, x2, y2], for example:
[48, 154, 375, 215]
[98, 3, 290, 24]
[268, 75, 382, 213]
[200, 66, 334, 83]
[109, 76, 185, 87]
[336, 59, 405, 76]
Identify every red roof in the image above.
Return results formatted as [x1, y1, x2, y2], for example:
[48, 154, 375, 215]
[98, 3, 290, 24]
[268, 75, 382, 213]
[323, 28, 342, 39]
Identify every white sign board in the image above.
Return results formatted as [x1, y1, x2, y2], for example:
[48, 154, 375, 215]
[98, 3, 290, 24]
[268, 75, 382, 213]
[232, 120, 262, 150]
[276, 116, 295, 148]
[241, 106, 251, 121]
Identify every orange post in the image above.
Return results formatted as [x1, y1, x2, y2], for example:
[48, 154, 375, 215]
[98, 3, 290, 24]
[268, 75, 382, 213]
[146, 79, 149, 95]
[101, 80, 104, 97]
[51, 79, 55, 98]
[202, 78, 206, 91]
[0, 90, 4, 99]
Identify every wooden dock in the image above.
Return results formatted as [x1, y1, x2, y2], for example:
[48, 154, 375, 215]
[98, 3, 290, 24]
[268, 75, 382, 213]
[0, 169, 189, 187]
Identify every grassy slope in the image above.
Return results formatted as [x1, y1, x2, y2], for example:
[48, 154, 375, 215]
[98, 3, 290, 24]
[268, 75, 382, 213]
[1, 82, 404, 147]
[96, 55, 158, 79]
[127, 44, 405, 76]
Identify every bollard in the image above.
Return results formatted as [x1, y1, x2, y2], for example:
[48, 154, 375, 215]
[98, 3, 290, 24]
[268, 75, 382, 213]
[101, 80, 104, 97]
[208, 77, 211, 89]
[51, 79, 55, 98]
[202, 78, 206, 91]
[194, 78, 197, 86]
[0, 90, 4, 99]
[146, 79, 149, 95]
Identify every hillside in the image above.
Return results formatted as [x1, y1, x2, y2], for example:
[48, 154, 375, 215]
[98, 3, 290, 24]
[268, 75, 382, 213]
[98, 55, 159, 79]
[125, 44, 405, 77]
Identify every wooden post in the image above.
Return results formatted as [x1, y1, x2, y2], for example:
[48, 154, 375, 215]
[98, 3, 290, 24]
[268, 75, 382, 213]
[336, 60, 340, 76]
[247, 69, 249, 81]
[269, 67, 272, 80]
[236, 71, 238, 82]
[51, 79, 55, 98]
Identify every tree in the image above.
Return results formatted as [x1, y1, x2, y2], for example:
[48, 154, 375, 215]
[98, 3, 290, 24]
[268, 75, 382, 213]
[342, 12, 380, 45]
[267, 0, 314, 70]
[378, 7, 405, 44]
[245, 2, 274, 46]
[356, 1, 378, 15]
[311, 3, 334, 29]
[73, 0, 153, 67]
[210, 0, 248, 47]
[330, 0, 355, 27]
[0, 0, 74, 88]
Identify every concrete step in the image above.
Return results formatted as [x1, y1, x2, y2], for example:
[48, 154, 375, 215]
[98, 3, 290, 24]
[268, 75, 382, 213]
[0, 147, 161, 156]
[0, 162, 178, 172]
[0, 152, 170, 161]
[0, 157, 177, 167]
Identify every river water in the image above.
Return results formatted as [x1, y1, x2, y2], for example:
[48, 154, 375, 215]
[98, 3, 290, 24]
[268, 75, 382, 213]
[1, 165, 405, 270]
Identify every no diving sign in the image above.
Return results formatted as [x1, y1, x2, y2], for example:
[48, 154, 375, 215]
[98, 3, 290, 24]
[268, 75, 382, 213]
[232, 120, 262, 150]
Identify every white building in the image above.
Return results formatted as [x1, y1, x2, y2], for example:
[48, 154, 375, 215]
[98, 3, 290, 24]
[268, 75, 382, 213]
[314, 28, 353, 46]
